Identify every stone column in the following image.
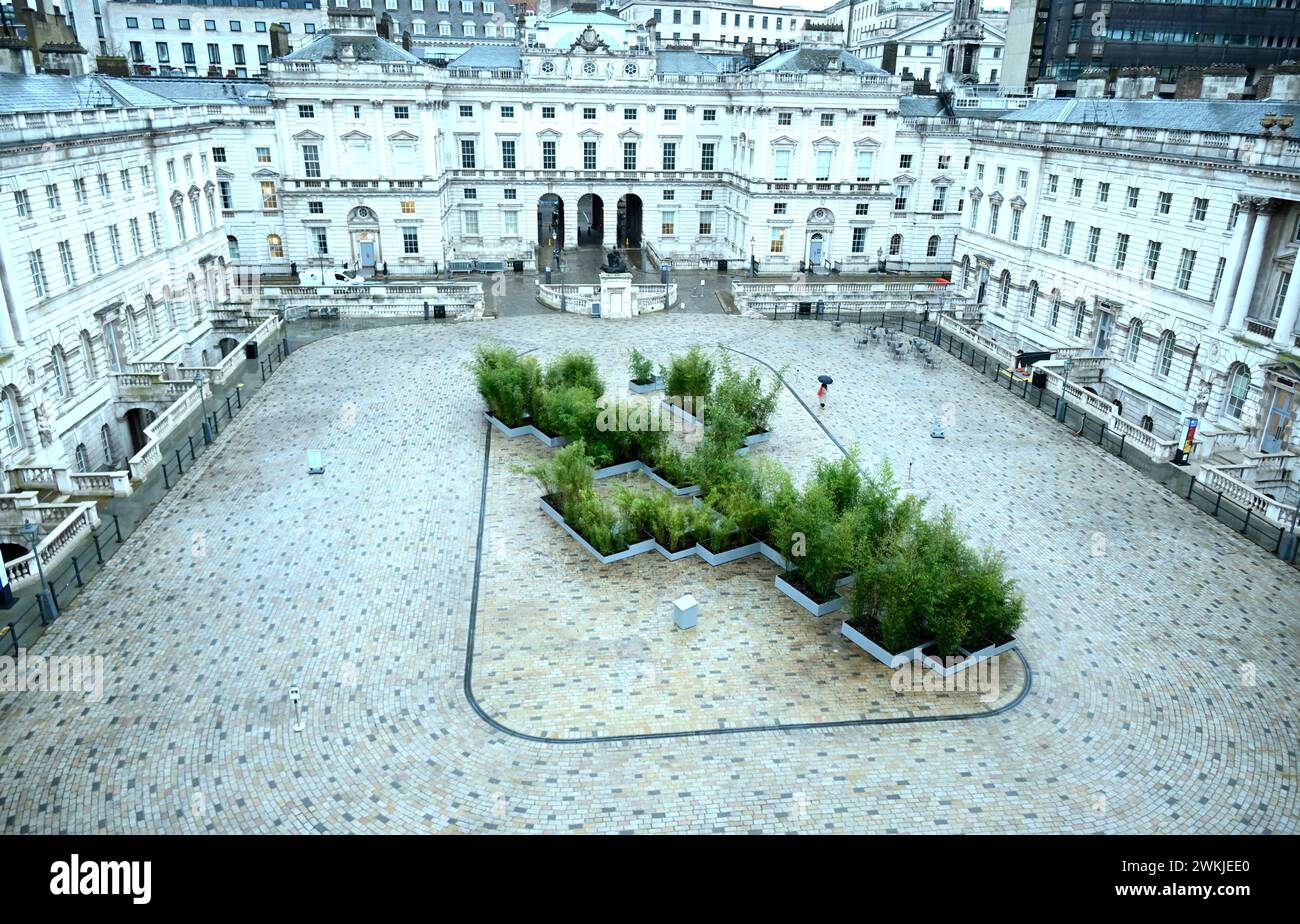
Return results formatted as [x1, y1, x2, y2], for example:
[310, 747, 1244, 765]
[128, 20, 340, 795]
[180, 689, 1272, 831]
[1273, 261, 1300, 347]
[1227, 197, 1275, 332]
[1214, 198, 1255, 327]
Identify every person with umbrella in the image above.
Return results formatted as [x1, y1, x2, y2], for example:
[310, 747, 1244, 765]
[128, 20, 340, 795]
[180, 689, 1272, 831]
[817, 374, 832, 411]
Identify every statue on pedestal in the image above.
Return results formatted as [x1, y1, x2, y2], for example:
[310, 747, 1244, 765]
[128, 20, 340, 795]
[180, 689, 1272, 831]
[601, 248, 628, 274]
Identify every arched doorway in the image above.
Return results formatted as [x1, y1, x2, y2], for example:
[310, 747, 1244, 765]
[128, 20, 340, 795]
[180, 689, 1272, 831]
[538, 194, 564, 251]
[617, 194, 642, 248]
[348, 206, 380, 273]
[577, 194, 604, 246]
[808, 232, 826, 266]
[124, 408, 157, 455]
[0, 542, 30, 566]
[218, 337, 240, 358]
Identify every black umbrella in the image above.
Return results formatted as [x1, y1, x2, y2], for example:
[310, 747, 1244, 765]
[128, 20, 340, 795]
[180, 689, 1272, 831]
[818, 375, 833, 385]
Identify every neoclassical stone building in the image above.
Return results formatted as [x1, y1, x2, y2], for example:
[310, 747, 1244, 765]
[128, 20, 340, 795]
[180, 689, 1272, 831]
[223, 5, 963, 276]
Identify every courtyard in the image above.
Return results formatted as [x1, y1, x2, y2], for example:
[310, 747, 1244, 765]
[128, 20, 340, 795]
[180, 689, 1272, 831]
[0, 312, 1296, 834]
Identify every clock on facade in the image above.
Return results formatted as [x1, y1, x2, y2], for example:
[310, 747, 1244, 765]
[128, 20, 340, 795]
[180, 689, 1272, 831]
[623, 62, 638, 76]
[583, 61, 596, 75]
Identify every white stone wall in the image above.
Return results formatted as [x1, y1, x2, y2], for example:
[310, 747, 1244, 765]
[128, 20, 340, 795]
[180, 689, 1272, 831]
[0, 105, 229, 476]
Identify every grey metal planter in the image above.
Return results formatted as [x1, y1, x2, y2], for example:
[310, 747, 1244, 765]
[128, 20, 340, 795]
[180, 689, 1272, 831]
[695, 540, 761, 566]
[774, 573, 844, 617]
[483, 411, 533, 439]
[920, 643, 982, 678]
[959, 637, 1020, 661]
[593, 459, 645, 479]
[526, 425, 570, 448]
[758, 542, 790, 569]
[653, 541, 700, 561]
[743, 430, 772, 447]
[839, 621, 930, 669]
[628, 378, 664, 394]
[537, 496, 654, 564]
[643, 467, 701, 496]
[660, 399, 703, 427]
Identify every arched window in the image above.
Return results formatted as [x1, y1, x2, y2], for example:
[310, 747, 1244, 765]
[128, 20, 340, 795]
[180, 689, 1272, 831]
[1048, 291, 1061, 328]
[123, 308, 138, 357]
[889, 233, 902, 256]
[164, 291, 177, 330]
[75, 442, 91, 472]
[100, 423, 115, 466]
[267, 234, 284, 259]
[1073, 299, 1087, 338]
[143, 296, 158, 343]
[227, 235, 240, 261]
[1141, 415, 1154, 433]
[960, 255, 970, 287]
[1225, 364, 1251, 419]
[1027, 281, 1038, 318]
[926, 234, 940, 258]
[0, 388, 22, 454]
[1126, 320, 1143, 363]
[1155, 330, 1176, 377]
[999, 271, 1011, 309]
[51, 346, 70, 399]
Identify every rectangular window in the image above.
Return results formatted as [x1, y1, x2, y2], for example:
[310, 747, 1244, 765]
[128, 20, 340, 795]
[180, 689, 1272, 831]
[1097, 182, 1110, 203]
[1115, 233, 1130, 270]
[463, 189, 477, 200]
[773, 149, 791, 180]
[623, 142, 637, 170]
[698, 211, 712, 235]
[28, 250, 47, 297]
[46, 184, 61, 211]
[1157, 191, 1172, 215]
[1039, 216, 1051, 248]
[393, 105, 410, 120]
[1047, 174, 1058, 194]
[664, 108, 677, 122]
[899, 154, 913, 170]
[663, 190, 675, 201]
[1086, 227, 1100, 262]
[1211, 257, 1227, 300]
[660, 210, 675, 236]
[503, 211, 518, 236]
[1274, 272, 1292, 318]
[261, 180, 278, 210]
[500, 139, 515, 169]
[703, 109, 716, 122]
[894, 186, 909, 212]
[1071, 177, 1083, 198]
[108, 226, 122, 264]
[1191, 197, 1208, 222]
[313, 228, 329, 256]
[500, 105, 514, 119]
[852, 227, 866, 253]
[583, 140, 596, 170]
[1176, 249, 1196, 290]
[308, 200, 324, 215]
[460, 139, 476, 169]
[770, 228, 785, 253]
[149, 212, 161, 248]
[213, 146, 227, 163]
[624, 108, 637, 120]
[58, 240, 76, 287]
[778, 112, 792, 126]
[662, 142, 676, 171]
[256, 147, 271, 164]
[542, 140, 557, 170]
[701, 143, 715, 172]
[820, 113, 834, 127]
[987, 201, 999, 232]
[13, 190, 29, 218]
[1062, 220, 1075, 255]
[219, 181, 234, 210]
[129, 218, 142, 257]
[934, 187, 948, 214]
[541, 106, 555, 120]
[1010, 206, 1023, 242]
[298, 104, 314, 119]
[1126, 186, 1139, 209]
[403, 228, 420, 253]
[302, 144, 320, 178]
[1017, 169, 1028, 190]
[815, 150, 832, 181]
[84, 233, 100, 274]
[855, 151, 873, 181]
[583, 107, 596, 120]
[773, 202, 786, 215]
[73, 178, 87, 204]
[1145, 241, 1161, 280]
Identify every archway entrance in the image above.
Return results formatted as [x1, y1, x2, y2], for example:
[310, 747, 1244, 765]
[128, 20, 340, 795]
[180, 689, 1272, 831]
[577, 194, 604, 246]
[616, 194, 642, 248]
[218, 337, 239, 358]
[125, 408, 157, 455]
[538, 194, 564, 252]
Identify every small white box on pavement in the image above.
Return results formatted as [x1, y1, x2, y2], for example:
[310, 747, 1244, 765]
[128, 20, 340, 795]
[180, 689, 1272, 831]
[307, 450, 325, 474]
[673, 593, 699, 630]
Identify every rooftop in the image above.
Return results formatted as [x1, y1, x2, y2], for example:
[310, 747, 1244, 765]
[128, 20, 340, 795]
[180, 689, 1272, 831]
[750, 47, 889, 76]
[1000, 98, 1300, 135]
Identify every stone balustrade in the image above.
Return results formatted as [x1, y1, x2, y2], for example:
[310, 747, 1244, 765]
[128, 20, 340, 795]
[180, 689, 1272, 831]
[3, 501, 99, 588]
[1199, 465, 1299, 526]
[536, 281, 676, 316]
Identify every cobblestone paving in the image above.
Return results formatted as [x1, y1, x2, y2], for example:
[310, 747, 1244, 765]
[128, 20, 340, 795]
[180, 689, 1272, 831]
[1, 313, 1296, 834]
[476, 436, 1026, 738]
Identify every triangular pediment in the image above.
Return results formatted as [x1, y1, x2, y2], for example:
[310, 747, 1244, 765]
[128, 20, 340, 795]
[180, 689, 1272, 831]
[340, 130, 372, 142]
[292, 129, 324, 142]
[618, 128, 642, 141]
[811, 136, 840, 148]
[577, 128, 603, 139]
[893, 172, 918, 184]
[853, 137, 881, 149]
[769, 135, 798, 147]
[387, 130, 420, 142]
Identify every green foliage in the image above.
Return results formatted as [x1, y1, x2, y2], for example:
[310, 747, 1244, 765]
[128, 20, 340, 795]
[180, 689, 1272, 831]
[471, 343, 540, 427]
[544, 351, 605, 398]
[566, 490, 624, 555]
[523, 439, 595, 515]
[773, 483, 848, 601]
[533, 385, 599, 443]
[589, 398, 667, 468]
[707, 355, 782, 436]
[629, 348, 656, 386]
[813, 451, 863, 516]
[665, 346, 714, 402]
[650, 443, 694, 488]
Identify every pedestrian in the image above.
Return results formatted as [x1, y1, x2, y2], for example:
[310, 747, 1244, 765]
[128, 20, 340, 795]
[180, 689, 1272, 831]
[817, 381, 828, 411]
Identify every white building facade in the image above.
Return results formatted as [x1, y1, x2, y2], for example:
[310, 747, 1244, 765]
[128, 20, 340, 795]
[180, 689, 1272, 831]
[950, 94, 1300, 458]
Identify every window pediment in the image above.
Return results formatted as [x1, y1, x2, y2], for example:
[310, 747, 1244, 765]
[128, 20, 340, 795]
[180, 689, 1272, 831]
[293, 129, 324, 142]
[388, 130, 420, 142]
[769, 135, 798, 147]
[893, 173, 917, 185]
[340, 129, 372, 142]
[853, 137, 881, 150]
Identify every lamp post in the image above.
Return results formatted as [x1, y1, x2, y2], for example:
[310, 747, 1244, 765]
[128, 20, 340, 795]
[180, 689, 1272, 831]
[196, 371, 212, 444]
[1056, 356, 1075, 423]
[21, 521, 57, 622]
